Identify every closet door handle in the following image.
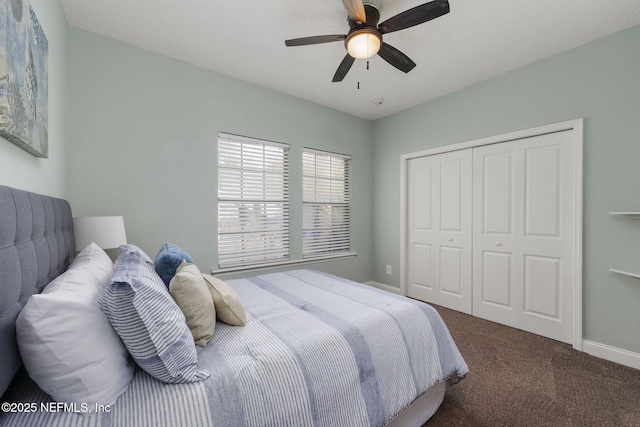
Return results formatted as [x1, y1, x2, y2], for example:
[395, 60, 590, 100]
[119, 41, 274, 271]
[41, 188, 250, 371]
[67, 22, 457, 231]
[496, 242, 503, 247]
[448, 238, 453, 242]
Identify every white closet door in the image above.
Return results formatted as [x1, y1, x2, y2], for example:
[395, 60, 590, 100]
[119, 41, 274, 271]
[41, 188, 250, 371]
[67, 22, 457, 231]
[473, 131, 575, 343]
[407, 156, 437, 303]
[407, 150, 472, 313]
[472, 141, 520, 327]
[517, 132, 574, 343]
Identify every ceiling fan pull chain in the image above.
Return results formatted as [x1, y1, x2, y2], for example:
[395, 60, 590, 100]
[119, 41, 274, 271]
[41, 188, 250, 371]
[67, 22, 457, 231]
[367, 60, 370, 70]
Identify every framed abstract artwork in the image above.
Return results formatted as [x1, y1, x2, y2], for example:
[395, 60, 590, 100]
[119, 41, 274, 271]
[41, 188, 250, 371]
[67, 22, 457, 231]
[0, 0, 48, 158]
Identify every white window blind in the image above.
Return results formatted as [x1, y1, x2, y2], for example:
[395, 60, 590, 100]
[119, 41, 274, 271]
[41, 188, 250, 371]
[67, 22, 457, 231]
[303, 149, 350, 258]
[218, 133, 289, 268]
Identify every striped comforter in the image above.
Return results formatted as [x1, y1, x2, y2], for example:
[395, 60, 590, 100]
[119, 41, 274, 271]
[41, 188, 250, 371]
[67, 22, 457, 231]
[0, 270, 468, 427]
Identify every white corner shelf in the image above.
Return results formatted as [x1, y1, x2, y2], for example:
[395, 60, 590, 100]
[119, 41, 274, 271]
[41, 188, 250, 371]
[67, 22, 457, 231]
[610, 212, 640, 219]
[609, 268, 640, 279]
[609, 213, 640, 277]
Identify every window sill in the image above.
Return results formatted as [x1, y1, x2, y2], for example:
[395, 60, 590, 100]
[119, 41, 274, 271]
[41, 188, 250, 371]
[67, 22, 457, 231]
[212, 252, 357, 276]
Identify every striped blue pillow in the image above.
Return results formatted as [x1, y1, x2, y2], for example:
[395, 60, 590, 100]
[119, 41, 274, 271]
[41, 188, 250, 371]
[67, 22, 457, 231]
[100, 245, 210, 384]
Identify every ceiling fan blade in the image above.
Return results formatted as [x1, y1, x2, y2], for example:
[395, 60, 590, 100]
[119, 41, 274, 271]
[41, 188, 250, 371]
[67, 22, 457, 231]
[378, 43, 416, 73]
[332, 54, 356, 82]
[378, 0, 450, 34]
[342, 0, 367, 23]
[285, 35, 346, 47]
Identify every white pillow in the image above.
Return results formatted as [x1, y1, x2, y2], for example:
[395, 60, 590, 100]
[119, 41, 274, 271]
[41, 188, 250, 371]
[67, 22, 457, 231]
[16, 243, 135, 413]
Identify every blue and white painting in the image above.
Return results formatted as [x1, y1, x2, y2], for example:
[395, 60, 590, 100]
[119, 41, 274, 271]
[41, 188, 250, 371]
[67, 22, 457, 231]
[0, 0, 48, 158]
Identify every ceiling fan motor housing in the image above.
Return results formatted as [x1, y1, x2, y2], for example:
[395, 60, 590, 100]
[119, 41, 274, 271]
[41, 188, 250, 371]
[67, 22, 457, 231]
[349, 4, 380, 28]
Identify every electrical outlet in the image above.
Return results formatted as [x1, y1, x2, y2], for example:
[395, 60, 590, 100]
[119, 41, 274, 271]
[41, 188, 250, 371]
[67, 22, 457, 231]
[386, 265, 392, 275]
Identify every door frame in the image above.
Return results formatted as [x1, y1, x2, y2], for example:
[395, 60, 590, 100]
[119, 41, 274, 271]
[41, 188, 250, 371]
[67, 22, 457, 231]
[400, 118, 584, 350]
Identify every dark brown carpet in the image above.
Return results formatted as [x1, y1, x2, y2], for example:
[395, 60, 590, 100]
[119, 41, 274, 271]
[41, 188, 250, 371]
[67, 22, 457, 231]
[425, 305, 640, 427]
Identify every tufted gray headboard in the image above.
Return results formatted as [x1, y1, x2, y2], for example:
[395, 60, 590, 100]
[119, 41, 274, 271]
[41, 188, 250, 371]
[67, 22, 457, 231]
[0, 185, 75, 397]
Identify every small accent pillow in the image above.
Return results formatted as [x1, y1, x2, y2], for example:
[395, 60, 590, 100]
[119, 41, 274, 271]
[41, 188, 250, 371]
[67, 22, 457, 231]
[16, 243, 134, 412]
[169, 260, 216, 347]
[154, 242, 195, 287]
[202, 274, 247, 326]
[100, 244, 210, 383]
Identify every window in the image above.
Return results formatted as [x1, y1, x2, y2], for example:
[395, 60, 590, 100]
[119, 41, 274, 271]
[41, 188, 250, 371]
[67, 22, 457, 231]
[217, 133, 289, 268]
[303, 149, 350, 258]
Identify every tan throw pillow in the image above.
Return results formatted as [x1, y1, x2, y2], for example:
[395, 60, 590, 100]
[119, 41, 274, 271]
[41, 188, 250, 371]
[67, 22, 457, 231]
[169, 260, 216, 347]
[202, 274, 247, 326]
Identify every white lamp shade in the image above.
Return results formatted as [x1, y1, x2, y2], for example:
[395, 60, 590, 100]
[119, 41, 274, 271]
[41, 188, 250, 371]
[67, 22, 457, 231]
[73, 216, 127, 251]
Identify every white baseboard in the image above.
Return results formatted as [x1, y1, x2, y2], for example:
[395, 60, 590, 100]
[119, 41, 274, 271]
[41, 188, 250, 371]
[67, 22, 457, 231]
[364, 282, 640, 372]
[582, 340, 640, 371]
[365, 281, 403, 295]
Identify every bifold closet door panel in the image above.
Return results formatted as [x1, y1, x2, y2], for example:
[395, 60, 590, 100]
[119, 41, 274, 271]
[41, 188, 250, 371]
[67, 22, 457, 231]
[407, 150, 472, 314]
[407, 156, 438, 304]
[517, 131, 575, 344]
[472, 141, 520, 328]
[437, 150, 473, 313]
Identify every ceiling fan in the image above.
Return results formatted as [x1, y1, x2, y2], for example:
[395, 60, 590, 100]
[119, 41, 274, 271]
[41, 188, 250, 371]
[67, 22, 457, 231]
[284, 0, 450, 82]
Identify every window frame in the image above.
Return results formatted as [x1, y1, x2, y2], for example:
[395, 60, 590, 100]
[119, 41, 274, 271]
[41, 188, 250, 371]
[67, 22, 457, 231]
[302, 148, 351, 259]
[217, 132, 290, 269]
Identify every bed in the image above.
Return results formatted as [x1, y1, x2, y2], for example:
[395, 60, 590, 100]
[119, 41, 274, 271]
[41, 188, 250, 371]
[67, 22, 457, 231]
[0, 185, 468, 427]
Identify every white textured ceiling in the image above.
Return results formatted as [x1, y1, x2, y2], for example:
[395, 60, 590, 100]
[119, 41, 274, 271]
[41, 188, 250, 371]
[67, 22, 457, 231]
[61, 0, 640, 121]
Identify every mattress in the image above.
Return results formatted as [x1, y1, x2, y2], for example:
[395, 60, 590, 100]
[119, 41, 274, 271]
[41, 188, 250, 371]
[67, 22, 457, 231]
[0, 269, 467, 427]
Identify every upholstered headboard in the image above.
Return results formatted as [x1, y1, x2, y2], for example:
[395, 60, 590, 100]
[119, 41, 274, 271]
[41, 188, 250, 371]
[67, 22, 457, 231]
[0, 186, 75, 397]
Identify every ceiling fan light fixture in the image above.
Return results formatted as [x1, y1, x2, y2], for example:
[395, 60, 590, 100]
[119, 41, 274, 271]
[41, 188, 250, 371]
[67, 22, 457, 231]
[346, 28, 381, 59]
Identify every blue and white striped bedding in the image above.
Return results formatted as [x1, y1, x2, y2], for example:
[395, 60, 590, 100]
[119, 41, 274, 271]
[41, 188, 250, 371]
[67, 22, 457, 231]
[0, 270, 468, 427]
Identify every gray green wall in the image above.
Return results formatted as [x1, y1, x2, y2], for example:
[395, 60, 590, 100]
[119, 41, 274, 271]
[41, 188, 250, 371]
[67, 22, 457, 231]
[0, 0, 67, 197]
[6, 10, 638, 356]
[372, 24, 640, 353]
[65, 28, 374, 283]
